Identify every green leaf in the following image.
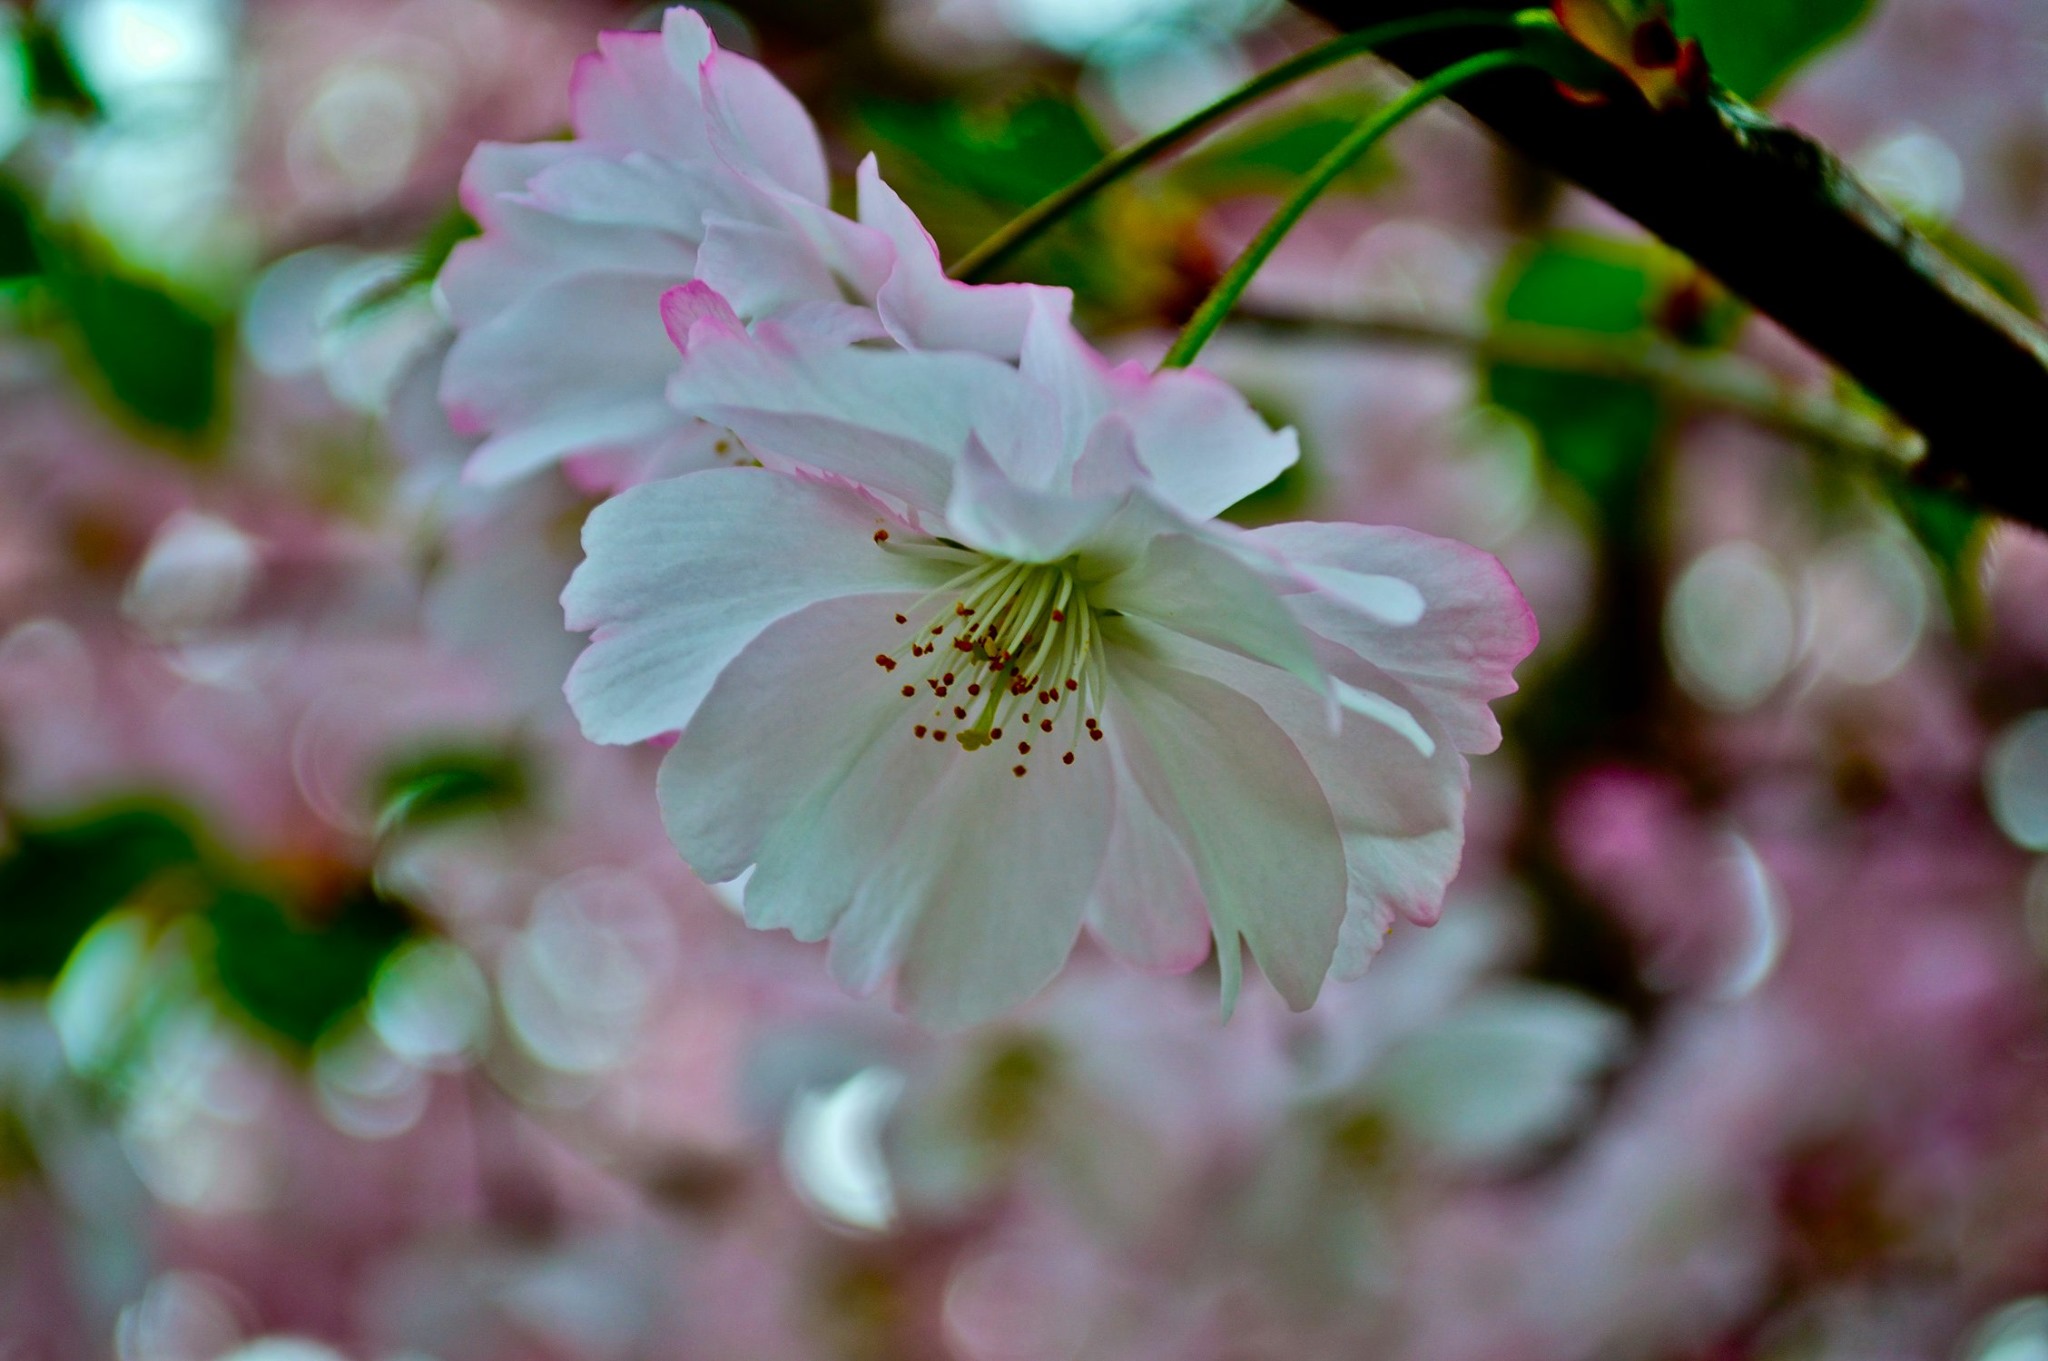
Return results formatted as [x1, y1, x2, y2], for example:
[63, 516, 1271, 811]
[0, 177, 33, 281]
[0, 806, 202, 985]
[1671, 0, 1876, 101]
[40, 235, 226, 442]
[206, 886, 412, 1049]
[1486, 235, 1664, 528]
[375, 743, 531, 835]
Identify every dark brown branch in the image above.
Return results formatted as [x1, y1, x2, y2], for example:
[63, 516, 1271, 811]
[1287, 0, 2048, 529]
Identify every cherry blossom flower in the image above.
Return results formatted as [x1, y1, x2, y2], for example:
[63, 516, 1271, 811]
[436, 6, 1055, 489]
[560, 288, 1537, 1026]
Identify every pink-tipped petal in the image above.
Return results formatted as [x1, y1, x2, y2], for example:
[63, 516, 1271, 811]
[1249, 522, 1540, 755]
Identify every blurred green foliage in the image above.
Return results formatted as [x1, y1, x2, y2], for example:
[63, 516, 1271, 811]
[854, 93, 1162, 320]
[15, 9, 99, 118]
[3, 20, 226, 446]
[1487, 235, 1663, 531]
[0, 796, 422, 1051]
[1, 177, 228, 444]
[1890, 479, 1980, 588]
[860, 95, 1107, 211]
[40, 237, 227, 442]
[1170, 90, 1394, 197]
[966, 1034, 1061, 1146]
[0, 178, 33, 280]
[375, 743, 531, 836]
[0, 806, 202, 985]
[1488, 236, 1674, 817]
[1671, 0, 1874, 101]
[207, 886, 412, 1050]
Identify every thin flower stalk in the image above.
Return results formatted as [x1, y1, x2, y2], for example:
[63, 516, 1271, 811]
[1161, 48, 1536, 371]
[947, 10, 1542, 283]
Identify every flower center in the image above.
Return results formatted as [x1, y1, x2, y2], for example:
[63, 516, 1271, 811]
[873, 546, 1108, 776]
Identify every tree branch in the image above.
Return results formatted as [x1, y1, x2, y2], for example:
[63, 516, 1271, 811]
[1286, 0, 2048, 529]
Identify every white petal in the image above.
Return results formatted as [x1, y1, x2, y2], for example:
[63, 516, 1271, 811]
[1092, 531, 1324, 694]
[658, 593, 951, 941]
[692, 212, 856, 318]
[858, 159, 1065, 360]
[464, 400, 681, 487]
[664, 320, 1023, 514]
[771, 302, 893, 348]
[1119, 367, 1300, 520]
[570, 27, 712, 161]
[1302, 566, 1425, 625]
[767, 197, 898, 302]
[1105, 641, 1348, 1011]
[661, 5, 716, 67]
[444, 143, 578, 309]
[1332, 893, 1399, 980]
[441, 149, 689, 329]
[443, 264, 699, 484]
[1248, 521, 1539, 754]
[1071, 412, 1149, 500]
[1333, 678, 1437, 759]
[521, 153, 756, 237]
[702, 43, 831, 205]
[562, 468, 946, 745]
[441, 269, 678, 446]
[1017, 300, 1119, 469]
[658, 279, 745, 347]
[561, 419, 736, 495]
[1137, 625, 1469, 972]
[1084, 740, 1212, 974]
[461, 141, 575, 217]
[739, 720, 944, 945]
[945, 436, 1121, 563]
[656, 588, 1113, 1026]
[833, 726, 1115, 1028]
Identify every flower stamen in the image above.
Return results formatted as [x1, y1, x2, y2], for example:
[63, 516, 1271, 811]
[881, 549, 1108, 762]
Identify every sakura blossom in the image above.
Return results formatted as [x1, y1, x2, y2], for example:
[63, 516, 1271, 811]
[11, 0, 2048, 1357]
[436, 6, 1056, 489]
[563, 285, 1536, 1024]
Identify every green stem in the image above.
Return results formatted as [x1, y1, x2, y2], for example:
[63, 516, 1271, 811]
[946, 10, 1535, 284]
[1159, 48, 1530, 371]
